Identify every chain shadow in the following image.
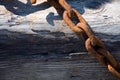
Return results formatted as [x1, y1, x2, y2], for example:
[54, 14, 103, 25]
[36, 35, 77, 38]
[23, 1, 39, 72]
[46, 0, 112, 26]
[0, 0, 51, 16]
[46, 12, 62, 26]
[0, 0, 113, 25]
[84, 0, 112, 9]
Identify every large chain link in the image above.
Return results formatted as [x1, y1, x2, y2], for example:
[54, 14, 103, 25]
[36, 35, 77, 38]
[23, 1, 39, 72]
[31, 0, 120, 79]
[30, 0, 36, 4]
[48, 0, 120, 79]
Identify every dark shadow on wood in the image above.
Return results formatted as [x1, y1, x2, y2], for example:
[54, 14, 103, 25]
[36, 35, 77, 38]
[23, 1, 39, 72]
[45, 0, 113, 26]
[0, 0, 51, 16]
[0, 0, 113, 26]
[0, 29, 120, 61]
[46, 12, 62, 26]
[0, 28, 119, 80]
[0, 0, 112, 15]
[84, 0, 112, 9]
[0, 29, 85, 60]
[95, 33, 120, 53]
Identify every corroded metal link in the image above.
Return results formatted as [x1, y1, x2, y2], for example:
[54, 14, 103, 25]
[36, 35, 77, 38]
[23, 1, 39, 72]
[58, 0, 72, 12]
[63, 9, 86, 33]
[63, 7, 119, 69]
[97, 49, 120, 70]
[29, 0, 120, 79]
[47, 0, 64, 15]
[85, 38, 108, 66]
[64, 9, 106, 49]
[85, 37, 120, 79]
[30, 0, 36, 4]
[85, 37, 120, 69]
[59, 0, 120, 79]
[58, 0, 73, 17]
[108, 65, 120, 79]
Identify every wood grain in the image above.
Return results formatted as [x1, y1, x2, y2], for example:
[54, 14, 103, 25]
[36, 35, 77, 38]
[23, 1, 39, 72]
[0, 0, 120, 80]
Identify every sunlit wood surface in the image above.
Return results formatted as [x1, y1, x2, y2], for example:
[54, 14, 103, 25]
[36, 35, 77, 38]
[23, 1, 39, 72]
[0, 0, 120, 80]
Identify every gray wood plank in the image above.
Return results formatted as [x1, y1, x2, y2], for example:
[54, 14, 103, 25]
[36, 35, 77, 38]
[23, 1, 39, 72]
[0, 0, 120, 80]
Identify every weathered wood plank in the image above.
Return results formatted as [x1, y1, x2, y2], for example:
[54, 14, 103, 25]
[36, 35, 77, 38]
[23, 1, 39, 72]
[0, 0, 120, 80]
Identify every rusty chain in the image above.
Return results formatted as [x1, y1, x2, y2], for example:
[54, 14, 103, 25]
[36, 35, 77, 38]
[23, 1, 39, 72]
[30, 0, 36, 4]
[30, 0, 120, 79]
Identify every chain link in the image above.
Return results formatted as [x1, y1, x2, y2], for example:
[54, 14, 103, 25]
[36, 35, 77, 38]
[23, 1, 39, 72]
[31, 0, 120, 79]
[48, 0, 120, 79]
[30, 0, 36, 4]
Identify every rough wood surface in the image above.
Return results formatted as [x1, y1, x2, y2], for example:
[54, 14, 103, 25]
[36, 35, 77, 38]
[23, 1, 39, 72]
[0, 0, 120, 80]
